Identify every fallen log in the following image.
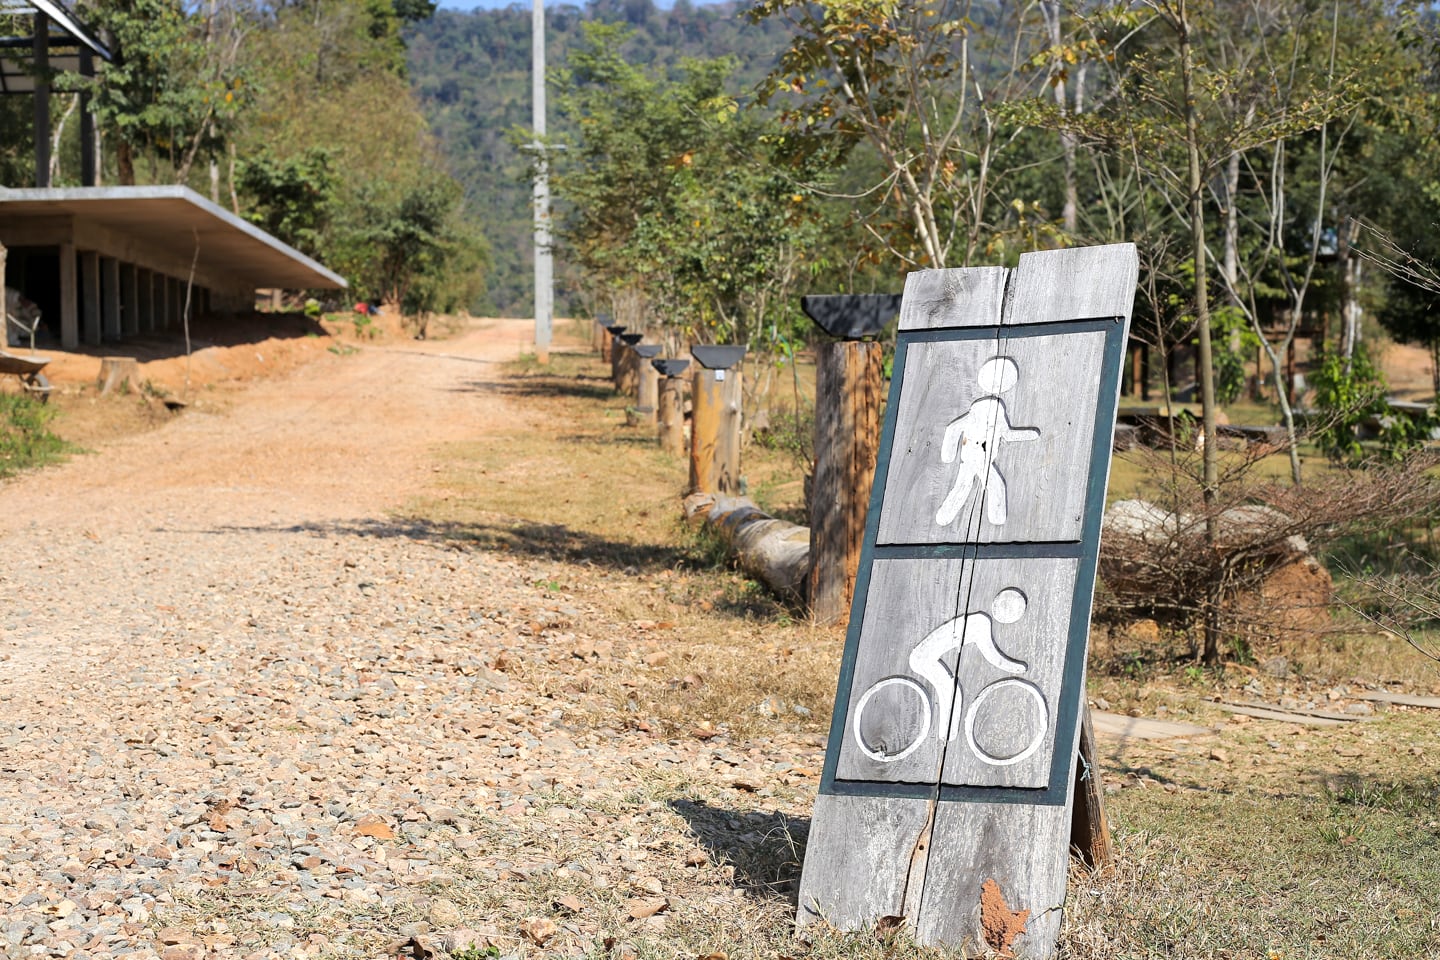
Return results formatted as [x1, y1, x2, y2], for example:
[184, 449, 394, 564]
[683, 492, 809, 602]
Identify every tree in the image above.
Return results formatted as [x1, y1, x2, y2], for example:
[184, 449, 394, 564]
[85, 0, 250, 185]
[750, 0, 1046, 269]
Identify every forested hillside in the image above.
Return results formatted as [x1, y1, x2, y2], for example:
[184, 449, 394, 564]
[406, 0, 795, 315]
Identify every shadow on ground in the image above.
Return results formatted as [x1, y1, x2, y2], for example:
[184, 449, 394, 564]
[670, 798, 807, 904]
[454, 374, 619, 402]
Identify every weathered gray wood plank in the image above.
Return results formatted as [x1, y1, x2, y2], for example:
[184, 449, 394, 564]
[915, 798, 1073, 953]
[836, 558, 1078, 790]
[796, 794, 932, 930]
[1006, 244, 1140, 324]
[898, 267, 1008, 331]
[875, 333, 1106, 545]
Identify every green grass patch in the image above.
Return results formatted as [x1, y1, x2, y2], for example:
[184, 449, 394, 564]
[0, 394, 78, 479]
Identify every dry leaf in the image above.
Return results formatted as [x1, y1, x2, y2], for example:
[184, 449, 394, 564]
[553, 894, 583, 914]
[696, 952, 728, 960]
[628, 897, 669, 920]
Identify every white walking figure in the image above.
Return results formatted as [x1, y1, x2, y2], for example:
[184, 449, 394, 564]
[936, 356, 1039, 527]
[907, 587, 1029, 744]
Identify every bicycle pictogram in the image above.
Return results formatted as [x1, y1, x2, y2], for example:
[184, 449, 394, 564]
[852, 587, 1049, 768]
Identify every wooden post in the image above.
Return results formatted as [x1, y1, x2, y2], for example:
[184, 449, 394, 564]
[593, 315, 611, 353]
[616, 333, 643, 395]
[634, 344, 661, 422]
[655, 358, 689, 456]
[809, 340, 884, 624]
[797, 245, 1137, 958]
[602, 324, 624, 363]
[689, 346, 745, 494]
[801, 295, 901, 626]
[1069, 705, 1113, 869]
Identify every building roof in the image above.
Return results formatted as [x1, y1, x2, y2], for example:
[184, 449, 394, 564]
[0, 0, 111, 93]
[0, 185, 349, 290]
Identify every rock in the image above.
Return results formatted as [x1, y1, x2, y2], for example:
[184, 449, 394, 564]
[446, 929, 489, 953]
[631, 877, 663, 895]
[521, 917, 557, 946]
[354, 815, 395, 840]
[1209, 748, 1230, 764]
[1261, 656, 1290, 678]
[1344, 702, 1374, 716]
[428, 898, 462, 928]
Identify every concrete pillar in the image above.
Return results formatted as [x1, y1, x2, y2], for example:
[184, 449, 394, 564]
[120, 263, 138, 337]
[170, 277, 182, 328]
[59, 242, 77, 349]
[101, 257, 121, 341]
[137, 269, 154, 334]
[80, 250, 100, 346]
[158, 275, 170, 330]
[32, 13, 50, 188]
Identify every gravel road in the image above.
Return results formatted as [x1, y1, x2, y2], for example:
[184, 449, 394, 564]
[0, 320, 820, 960]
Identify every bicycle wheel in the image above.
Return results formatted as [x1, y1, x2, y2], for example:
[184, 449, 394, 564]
[963, 677, 1047, 767]
[852, 676, 931, 763]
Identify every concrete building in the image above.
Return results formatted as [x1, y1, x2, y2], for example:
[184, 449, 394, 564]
[1, 0, 347, 350]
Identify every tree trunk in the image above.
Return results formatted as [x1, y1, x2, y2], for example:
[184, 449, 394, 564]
[116, 140, 136, 186]
[1180, 2, 1223, 664]
[684, 492, 809, 602]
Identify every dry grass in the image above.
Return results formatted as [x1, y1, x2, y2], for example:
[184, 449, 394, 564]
[404, 349, 839, 743]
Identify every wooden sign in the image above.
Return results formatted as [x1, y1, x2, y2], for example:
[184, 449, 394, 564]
[798, 245, 1137, 958]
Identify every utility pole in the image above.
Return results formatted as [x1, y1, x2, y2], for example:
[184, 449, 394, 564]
[532, 0, 552, 365]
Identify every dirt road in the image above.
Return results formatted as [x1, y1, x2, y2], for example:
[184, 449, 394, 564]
[0, 318, 817, 960]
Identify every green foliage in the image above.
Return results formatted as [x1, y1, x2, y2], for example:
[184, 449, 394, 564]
[1308, 347, 1434, 465]
[0, 395, 76, 479]
[405, 1, 800, 315]
[331, 173, 489, 317]
[85, 0, 251, 182]
[237, 148, 337, 258]
[545, 25, 823, 351]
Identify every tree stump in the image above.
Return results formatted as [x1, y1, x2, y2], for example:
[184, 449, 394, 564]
[809, 340, 884, 624]
[97, 356, 138, 396]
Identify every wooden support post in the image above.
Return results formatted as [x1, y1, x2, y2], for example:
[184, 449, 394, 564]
[80, 251, 101, 346]
[593, 317, 609, 353]
[58, 243, 77, 349]
[616, 334, 643, 396]
[659, 376, 686, 456]
[602, 325, 623, 363]
[1069, 704, 1113, 869]
[809, 340, 884, 624]
[101, 257, 121, 341]
[689, 349, 744, 495]
[636, 349, 661, 423]
[120, 263, 139, 337]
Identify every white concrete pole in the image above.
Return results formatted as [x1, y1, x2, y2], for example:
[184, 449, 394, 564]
[532, 0, 552, 365]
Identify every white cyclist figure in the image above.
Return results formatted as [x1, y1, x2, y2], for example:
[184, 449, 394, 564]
[908, 587, 1029, 745]
[935, 356, 1039, 527]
